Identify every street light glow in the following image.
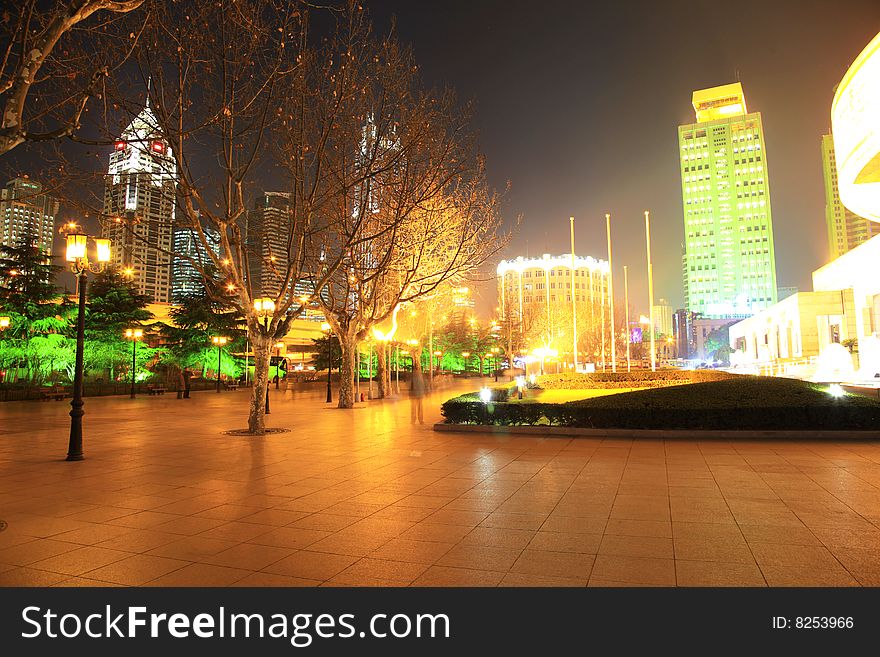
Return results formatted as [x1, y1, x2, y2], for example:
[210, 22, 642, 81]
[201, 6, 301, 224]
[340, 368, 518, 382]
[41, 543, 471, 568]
[479, 387, 492, 403]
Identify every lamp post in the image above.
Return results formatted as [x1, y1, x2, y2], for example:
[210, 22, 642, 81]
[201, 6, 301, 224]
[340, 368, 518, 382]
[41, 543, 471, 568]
[253, 297, 276, 414]
[64, 229, 111, 461]
[321, 322, 332, 403]
[461, 351, 470, 373]
[124, 328, 143, 398]
[645, 210, 656, 372]
[434, 350, 442, 375]
[491, 346, 500, 381]
[211, 336, 227, 392]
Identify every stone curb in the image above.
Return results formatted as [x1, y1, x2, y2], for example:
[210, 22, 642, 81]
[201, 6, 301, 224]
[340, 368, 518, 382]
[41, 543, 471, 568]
[432, 423, 880, 440]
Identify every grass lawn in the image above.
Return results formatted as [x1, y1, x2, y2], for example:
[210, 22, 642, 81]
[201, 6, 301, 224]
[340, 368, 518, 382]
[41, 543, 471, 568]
[511, 388, 642, 403]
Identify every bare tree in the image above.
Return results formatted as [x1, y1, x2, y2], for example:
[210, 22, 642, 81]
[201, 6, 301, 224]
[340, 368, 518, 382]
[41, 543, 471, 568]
[0, 0, 146, 155]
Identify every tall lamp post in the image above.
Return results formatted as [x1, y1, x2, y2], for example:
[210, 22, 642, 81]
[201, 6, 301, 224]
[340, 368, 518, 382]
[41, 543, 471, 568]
[434, 350, 442, 375]
[124, 328, 143, 398]
[321, 322, 333, 403]
[461, 351, 470, 373]
[64, 229, 111, 461]
[211, 336, 227, 392]
[491, 346, 501, 381]
[253, 298, 276, 414]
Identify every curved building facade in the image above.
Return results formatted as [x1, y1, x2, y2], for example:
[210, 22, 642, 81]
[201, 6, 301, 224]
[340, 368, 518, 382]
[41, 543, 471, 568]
[832, 30, 880, 223]
[497, 253, 609, 325]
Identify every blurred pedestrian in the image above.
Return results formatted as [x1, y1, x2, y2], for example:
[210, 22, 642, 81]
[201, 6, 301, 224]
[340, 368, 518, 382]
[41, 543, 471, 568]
[410, 369, 426, 424]
[182, 369, 192, 398]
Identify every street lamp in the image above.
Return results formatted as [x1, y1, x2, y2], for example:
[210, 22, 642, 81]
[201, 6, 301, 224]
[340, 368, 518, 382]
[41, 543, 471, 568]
[64, 229, 111, 461]
[461, 351, 470, 373]
[321, 322, 333, 403]
[211, 336, 228, 392]
[124, 328, 143, 398]
[434, 350, 442, 375]
[491, 346, 501, 381]
[0, 316, 9, 330]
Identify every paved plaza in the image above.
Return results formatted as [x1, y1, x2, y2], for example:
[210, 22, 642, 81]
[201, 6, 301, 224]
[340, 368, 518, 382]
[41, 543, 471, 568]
[2, 380, 880, 587]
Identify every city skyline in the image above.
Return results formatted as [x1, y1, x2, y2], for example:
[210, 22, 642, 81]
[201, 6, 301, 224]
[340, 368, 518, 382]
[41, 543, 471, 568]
[1, 2, 879, 317]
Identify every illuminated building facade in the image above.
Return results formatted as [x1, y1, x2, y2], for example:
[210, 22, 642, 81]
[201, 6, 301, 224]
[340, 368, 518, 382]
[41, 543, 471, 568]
[247, 192, 291, 298]
[679, 82, 778, 317]
[729, 31, 880, 373]
[822, 134, 876, 259]
[0, 177, 58, 256]
[831, 31, 880, 223]
[497, 253, 608, 330]
[102, 100, 177, 303]
[652, 298, 673, 337]
[171, 225, 220, 303]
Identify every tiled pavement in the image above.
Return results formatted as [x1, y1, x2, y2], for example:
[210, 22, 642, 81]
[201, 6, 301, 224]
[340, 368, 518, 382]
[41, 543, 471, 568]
[2, 379, 880, 586]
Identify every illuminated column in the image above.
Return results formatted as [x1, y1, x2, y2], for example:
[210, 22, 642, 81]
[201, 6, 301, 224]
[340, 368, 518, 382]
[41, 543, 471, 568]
[646, 210, 656, 372]
[600, 267, 606, 371]
[570, 217, 578, 371]
[544, 265, 551, 345]
[624, 264, 631, 372]
[606, 213, 616, 373]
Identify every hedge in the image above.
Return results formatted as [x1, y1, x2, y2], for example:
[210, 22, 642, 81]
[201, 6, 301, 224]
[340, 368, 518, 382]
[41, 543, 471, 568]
[535, 370, 736, 390]
[440, 377, 880, 431]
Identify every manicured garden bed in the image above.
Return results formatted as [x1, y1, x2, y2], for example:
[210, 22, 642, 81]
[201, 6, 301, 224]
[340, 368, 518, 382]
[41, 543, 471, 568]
[441, 375, 880, 431]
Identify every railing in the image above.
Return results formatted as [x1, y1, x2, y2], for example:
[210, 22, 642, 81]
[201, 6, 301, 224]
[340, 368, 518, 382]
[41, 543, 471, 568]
[0, 379, 230, 402]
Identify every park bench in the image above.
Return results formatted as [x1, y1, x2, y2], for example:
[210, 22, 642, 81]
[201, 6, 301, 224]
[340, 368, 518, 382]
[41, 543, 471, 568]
[223, 381, 240, 391]
[40, 386, 68, 401]
[146, 384, 166, 395]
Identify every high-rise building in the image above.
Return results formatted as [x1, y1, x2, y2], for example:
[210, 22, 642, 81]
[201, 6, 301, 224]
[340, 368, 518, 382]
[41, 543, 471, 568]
[679, 82, 778, 317]
[0, 177, 59, 255]
[171, 225, 220, 303]
[247, 192, 291, 298]
[672, 308, 695, 359]
[822, 133, 876, 259]
[652, 297, 673, 337]
[102, 100, 177, 303]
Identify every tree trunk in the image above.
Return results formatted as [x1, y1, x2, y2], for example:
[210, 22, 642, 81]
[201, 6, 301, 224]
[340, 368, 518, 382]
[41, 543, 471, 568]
[376, 341, 387, 399]
[337, 337, 357, 408]
[248, 336, 271, 434]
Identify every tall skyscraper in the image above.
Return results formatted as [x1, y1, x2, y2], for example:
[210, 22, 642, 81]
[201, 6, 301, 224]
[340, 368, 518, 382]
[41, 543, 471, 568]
[102, 99, 177, 303]
[679, 82, 778, 317]
[0, 177, 59, 255]
[821, 133, 876, 260]
[246, 192, 291, 297]
[171, 224, 220, 303]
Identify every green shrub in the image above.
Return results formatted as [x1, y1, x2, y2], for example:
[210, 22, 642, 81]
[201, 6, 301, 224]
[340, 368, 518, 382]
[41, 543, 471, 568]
[440, 377, 880, 431]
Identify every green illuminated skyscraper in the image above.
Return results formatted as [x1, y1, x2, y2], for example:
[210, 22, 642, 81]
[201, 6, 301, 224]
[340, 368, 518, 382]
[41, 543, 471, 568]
[679, 82, 778, 317]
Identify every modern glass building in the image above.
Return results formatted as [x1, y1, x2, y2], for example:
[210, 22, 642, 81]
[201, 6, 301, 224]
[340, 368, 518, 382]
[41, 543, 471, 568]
[171, 225, 220, 303]
[823, 133, 876, 260]
[679, 82, 778, 317]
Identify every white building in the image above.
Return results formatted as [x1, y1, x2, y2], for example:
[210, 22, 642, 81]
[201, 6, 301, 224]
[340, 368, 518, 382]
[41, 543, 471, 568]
[0, 178, 59, 256]
[102, 99, 178, 303]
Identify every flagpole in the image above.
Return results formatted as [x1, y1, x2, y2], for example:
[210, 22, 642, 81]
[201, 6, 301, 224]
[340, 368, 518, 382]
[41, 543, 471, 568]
[645, 210, 656, 372]
[606, 213, 616, 373]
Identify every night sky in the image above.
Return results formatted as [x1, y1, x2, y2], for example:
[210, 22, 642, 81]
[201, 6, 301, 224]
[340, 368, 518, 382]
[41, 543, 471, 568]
[5, 1, 880, 314]
[370, 0, 880, 314]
